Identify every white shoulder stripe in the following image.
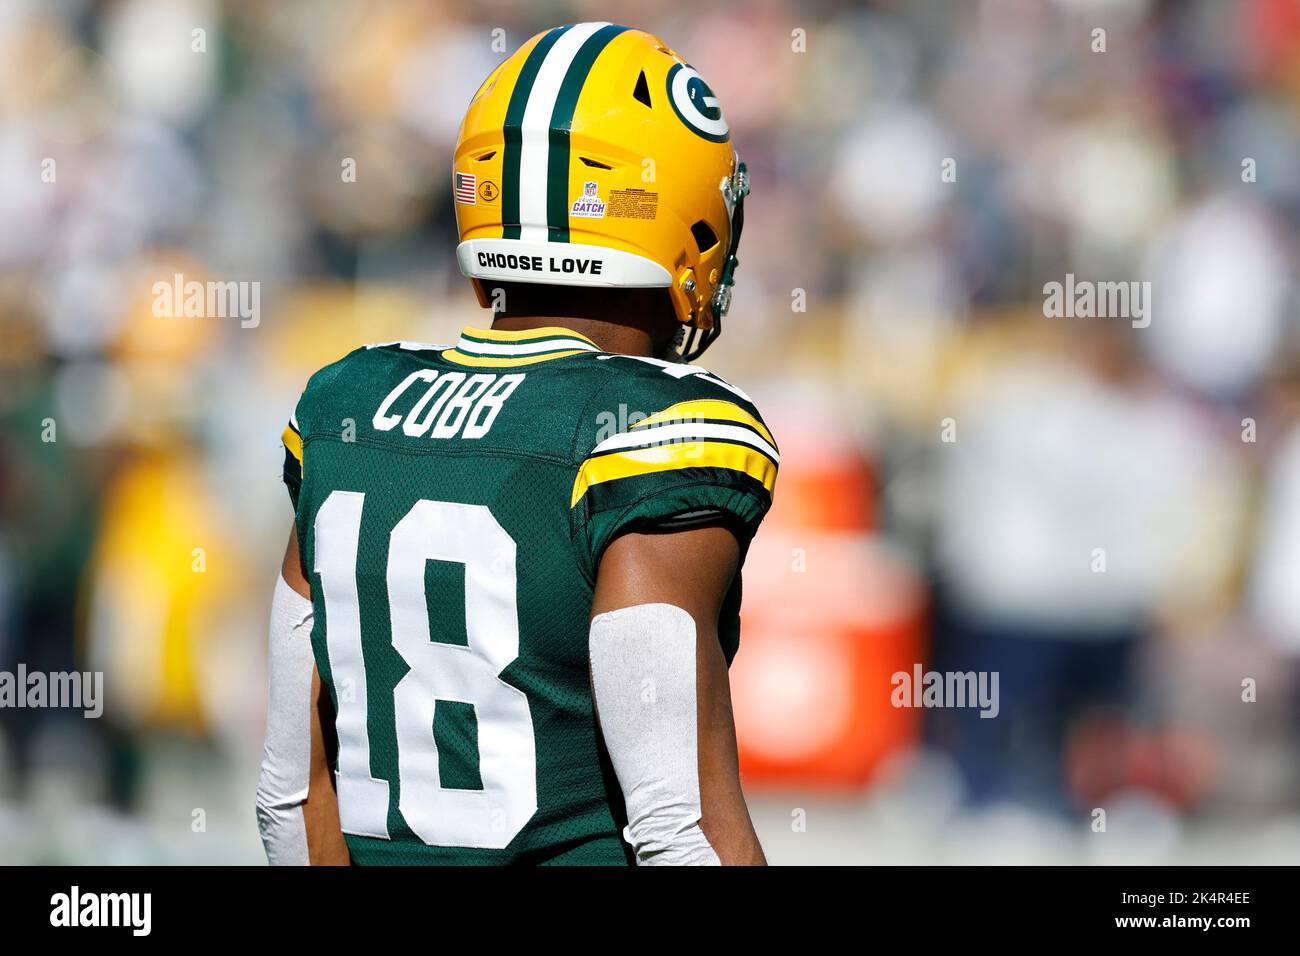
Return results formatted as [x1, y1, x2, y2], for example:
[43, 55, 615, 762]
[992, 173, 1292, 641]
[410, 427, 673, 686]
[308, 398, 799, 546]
[363, 340, 452, 352]
[591, 421, 780, 463]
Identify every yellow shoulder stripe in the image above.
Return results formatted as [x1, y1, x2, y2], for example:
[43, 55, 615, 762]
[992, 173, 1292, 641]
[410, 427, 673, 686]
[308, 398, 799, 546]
[632, 399, 775, 446]
[282, 424, 303, 467]
[441, 348, 590, 368]
[571, 440, 777, 508]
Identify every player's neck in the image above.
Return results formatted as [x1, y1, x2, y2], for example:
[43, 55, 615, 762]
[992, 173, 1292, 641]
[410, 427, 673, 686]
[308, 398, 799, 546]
[490, 314, 658, 357]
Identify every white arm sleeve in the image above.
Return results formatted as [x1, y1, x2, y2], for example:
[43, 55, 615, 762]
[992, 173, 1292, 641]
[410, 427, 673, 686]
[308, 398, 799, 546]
[589, 603, 721, 866]
[256, 575, 316, 866]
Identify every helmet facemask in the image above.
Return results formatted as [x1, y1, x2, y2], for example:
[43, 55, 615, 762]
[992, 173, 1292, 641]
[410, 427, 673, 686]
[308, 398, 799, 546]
[668, 161, 748, 363]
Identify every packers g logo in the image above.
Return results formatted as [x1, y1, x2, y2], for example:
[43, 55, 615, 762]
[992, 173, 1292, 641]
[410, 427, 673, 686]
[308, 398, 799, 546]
[666, 63, 729, 142]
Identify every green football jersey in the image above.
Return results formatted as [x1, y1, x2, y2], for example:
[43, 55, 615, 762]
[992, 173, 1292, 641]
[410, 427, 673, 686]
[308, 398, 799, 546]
[280, 324, 778, 865]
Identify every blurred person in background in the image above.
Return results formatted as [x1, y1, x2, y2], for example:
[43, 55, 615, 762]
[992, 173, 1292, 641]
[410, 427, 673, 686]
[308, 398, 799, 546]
[0, 308, 101, 800]
[928, 320, 1247, 815]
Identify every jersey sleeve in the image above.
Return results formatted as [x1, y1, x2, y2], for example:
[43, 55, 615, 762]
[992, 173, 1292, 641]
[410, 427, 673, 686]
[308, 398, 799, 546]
[281, 413, 304, 511]
[571, 365, 779, 575]
[280, 348, 364, 515]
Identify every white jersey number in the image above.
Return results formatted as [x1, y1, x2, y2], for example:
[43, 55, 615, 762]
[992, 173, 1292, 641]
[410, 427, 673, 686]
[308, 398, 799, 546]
[314, 491, 537, 849]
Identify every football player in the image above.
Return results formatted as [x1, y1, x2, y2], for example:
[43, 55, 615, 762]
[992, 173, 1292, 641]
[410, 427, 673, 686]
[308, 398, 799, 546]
[257, 22, 776, 865]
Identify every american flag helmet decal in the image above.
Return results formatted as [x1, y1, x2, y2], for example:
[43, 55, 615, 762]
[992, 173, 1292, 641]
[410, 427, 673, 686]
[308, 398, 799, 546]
[455, 171, 477, 205]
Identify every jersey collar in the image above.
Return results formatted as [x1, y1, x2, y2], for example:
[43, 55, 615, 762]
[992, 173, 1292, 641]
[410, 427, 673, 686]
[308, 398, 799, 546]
[443, 325, 601, 367]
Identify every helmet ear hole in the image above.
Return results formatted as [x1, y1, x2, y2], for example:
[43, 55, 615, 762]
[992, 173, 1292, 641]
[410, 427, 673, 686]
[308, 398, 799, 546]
[690, 220, 718, 254]
[632, 70, 652, 107]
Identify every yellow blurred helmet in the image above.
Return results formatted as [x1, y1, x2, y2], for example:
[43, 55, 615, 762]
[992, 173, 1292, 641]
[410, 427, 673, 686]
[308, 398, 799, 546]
[452, 22, 749, 361]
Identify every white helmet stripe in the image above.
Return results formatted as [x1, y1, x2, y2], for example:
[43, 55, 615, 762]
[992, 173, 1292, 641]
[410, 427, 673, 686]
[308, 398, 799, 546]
[516, 21, 611, 242]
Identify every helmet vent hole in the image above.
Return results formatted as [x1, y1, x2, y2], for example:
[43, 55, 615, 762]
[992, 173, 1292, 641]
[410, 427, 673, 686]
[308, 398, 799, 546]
[475, 150, 497, 162]
[690, 220, 719, 254]
[579, 156, 613, 170]
[632, 70, 652, 107]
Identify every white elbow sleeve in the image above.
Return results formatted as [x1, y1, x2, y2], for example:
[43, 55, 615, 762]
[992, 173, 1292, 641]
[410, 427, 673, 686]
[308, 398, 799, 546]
[589, 603, 720, 866]
[256, 575, 316, 866]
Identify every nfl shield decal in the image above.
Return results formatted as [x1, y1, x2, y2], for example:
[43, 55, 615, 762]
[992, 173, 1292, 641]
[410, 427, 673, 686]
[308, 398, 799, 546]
[571, 181, 606, 218]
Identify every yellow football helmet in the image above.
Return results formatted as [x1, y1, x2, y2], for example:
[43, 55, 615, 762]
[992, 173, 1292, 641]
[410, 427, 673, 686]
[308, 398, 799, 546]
[452, 22, 749, 361]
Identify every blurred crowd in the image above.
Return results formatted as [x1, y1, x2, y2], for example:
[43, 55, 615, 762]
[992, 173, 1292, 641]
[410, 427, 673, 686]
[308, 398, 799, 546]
[2, 0, 1300, 863]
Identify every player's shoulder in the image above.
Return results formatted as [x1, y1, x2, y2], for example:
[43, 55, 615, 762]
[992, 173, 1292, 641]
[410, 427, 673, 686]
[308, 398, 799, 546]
[303, 340, 450, 391]
[569, 352, 779, 566]
[294, 340, 450, 432]
[579, 353, 774, 455]
[589, 353, 767, 421]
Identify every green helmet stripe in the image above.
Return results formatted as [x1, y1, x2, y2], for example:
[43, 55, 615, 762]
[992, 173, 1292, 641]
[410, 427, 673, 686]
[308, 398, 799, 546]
[500, 25, 570, 241]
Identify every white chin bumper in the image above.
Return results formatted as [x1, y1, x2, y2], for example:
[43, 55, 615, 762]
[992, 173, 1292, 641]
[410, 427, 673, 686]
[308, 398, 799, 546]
[457, 239, 672, 289]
